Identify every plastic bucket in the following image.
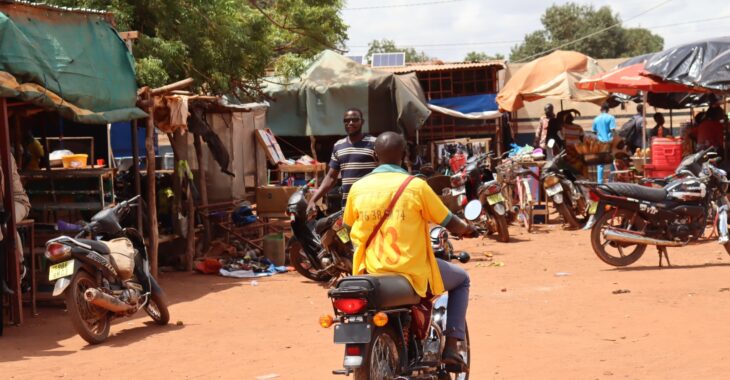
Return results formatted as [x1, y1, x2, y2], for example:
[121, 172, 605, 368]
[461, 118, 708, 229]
[61, 154, 88, 168]
[263, 233, 286, 266]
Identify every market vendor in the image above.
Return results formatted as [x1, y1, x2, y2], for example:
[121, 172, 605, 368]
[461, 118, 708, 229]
[307, 108, 377, 214]
[649, 112, 671, 138]
[534, 103, 562, 152]
[690, 106, 726, 150]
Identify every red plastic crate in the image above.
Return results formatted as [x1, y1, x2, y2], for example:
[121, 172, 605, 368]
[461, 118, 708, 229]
[650, 137, 682, 169]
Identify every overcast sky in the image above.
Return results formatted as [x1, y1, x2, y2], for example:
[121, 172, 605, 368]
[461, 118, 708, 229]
[341, 0, 730, 62]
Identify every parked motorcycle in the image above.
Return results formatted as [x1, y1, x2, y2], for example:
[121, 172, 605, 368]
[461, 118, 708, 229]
[287, 185, 353, 283]
[447, 153, 509, 243]
[45, 195, 169, 344]
[322, 206, 482, 379]
[540, 151, 589, 229]
[582, 148, 730, 267]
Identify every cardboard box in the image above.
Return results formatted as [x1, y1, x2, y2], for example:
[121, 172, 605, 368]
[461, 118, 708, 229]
[256, 186, 299, 216]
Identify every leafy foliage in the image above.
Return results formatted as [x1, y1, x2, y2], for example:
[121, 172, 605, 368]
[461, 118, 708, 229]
[510, 3, 663, 62]
[463, 51, 505, 63]
[366, 39, 430, 63]
[39, 0, 348, 99]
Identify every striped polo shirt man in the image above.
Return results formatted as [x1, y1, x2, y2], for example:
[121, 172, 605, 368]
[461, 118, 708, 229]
[330, 134, 377, 202]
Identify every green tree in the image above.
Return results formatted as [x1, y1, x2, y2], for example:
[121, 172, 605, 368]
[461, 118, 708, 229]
[510, 3, 663, 62]
[40, 0, 348, 99]
[366, 39, 430, 63]
[463, 51, 505, 62]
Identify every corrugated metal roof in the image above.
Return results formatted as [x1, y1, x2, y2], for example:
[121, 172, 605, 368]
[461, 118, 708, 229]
[377, 60, 505, 73]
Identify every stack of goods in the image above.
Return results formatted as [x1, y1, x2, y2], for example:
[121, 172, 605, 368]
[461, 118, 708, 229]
[573, 136, 615, 165]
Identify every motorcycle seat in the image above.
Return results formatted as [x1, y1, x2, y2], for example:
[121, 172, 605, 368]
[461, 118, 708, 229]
[331, 274, 421, 309]
[76, 238, 110, 255]
[315, 210, 343, 235]
[598, 183, 668, 202]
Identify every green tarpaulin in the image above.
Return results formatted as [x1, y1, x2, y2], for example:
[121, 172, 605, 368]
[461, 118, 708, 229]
[263, 50, 430, 138]
[0, 4, 146, 124]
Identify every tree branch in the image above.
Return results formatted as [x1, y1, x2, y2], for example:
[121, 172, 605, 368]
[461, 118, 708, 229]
[248, 0, 344, 53]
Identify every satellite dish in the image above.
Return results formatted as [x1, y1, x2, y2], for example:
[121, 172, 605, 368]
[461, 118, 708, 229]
[464, 200, 483, 221]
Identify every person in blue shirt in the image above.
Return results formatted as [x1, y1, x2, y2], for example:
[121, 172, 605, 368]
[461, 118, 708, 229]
[591, 102, 616, 183]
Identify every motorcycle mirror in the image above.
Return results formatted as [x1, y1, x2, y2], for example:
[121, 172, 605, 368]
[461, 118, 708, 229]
[457, 251, 471, 264]
[464, 200, 483, 221]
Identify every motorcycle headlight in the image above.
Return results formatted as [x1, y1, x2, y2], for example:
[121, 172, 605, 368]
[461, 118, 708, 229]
[544, 175, 561, 188]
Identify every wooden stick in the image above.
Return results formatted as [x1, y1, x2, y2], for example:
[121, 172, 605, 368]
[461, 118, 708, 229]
[185, 184, 195, 272]
[150, 78, 194, 96]
[193, 134, 212, 247]
[145, 93, 159, 277]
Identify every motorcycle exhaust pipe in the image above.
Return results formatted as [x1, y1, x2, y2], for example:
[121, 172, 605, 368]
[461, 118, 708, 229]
[603, 229, 685, 247]
[84, 288, 134, 313]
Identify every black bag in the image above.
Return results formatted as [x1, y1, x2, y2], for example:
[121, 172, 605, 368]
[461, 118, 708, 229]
[618, 117, 638, 143]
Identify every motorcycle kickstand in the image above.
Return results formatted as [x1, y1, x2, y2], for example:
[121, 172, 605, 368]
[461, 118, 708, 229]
[657, 246, 671, 267]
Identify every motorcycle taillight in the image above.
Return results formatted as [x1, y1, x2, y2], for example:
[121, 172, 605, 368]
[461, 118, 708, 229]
[45, 243, 71, 262]
[589, 190, 600, 202]
[334, 298, 368, 314]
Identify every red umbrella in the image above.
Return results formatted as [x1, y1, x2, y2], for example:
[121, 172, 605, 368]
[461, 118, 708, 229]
[578, 63, 705, 153]
[577, 63, 704, 95]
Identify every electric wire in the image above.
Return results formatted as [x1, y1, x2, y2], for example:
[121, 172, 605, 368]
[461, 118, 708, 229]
[343, 0, 464, 11]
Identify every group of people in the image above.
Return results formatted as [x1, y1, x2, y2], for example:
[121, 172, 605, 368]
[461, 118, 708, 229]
[305, 108, 474, 371]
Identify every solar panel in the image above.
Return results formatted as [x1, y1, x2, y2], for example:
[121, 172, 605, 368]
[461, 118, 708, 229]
[346, 55, 364, 64]
[371, 52, 406, 67]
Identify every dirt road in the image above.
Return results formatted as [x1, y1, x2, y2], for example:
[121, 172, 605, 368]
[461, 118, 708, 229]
[3, 224, 730, 379]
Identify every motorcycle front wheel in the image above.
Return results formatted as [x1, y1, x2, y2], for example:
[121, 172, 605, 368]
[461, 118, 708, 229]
[354, 326, 401, 380]
[145, 278, 170, 325]
[591, 209, 647, 267]
[287, 238, 333, 282]
[66, 270, 111, 345]
[556, 202, 582, 229]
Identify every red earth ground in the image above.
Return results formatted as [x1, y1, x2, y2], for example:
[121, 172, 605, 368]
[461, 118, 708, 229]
[3, 223, 730, 379]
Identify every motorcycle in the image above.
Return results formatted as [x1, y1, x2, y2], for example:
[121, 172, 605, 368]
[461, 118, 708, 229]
[430, 226, 471, 264]
[44, 195, 169, 344]
[322, 205, 482, 380]
[581, 148, 730, 267]
[447, 153, 509, 243]
[286, 185, 353, 283]
[540, 151, 589, 229]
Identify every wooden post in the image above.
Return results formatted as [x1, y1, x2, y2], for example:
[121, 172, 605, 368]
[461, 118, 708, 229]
[0, 97, 21, 325]
[131, 120, 143, 233]
[185, 184, 195, 272]
[193, 134, 211, 247]
[145, 93, 159, 277]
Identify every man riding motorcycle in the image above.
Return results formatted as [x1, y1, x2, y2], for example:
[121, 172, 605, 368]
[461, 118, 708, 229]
[343, 132, 478, 371]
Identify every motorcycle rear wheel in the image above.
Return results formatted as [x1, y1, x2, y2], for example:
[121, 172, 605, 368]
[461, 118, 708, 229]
[591, 210, 647, 267]
[66, 270, 111, 345]
[354, 326, 401, 380]
[288, 238, 333, 282]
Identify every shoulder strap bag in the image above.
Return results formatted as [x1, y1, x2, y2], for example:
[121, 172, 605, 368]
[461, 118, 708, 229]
[363, 175, 415, 251]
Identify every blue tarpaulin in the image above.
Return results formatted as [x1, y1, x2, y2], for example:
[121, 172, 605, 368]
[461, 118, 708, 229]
[427, 94, 501, 120]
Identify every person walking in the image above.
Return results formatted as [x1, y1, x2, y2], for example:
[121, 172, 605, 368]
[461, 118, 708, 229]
[592, 102, 616, 183]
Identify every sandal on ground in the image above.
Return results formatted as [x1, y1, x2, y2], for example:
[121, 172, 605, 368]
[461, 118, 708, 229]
[442, 346, 469, 373]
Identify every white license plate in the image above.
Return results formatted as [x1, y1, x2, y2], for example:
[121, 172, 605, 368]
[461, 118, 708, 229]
[49, 260, 74, 281]
[588, 202, 598, 215]
[336, 228, 351, 243]
[546, 184, 563, 196]
[487, 193, 505, 205]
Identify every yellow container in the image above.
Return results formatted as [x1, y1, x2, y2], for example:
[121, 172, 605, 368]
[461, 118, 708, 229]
[61, 154, 88, 168]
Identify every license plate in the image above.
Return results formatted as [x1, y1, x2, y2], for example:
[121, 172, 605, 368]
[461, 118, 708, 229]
[49, 260, 74, 281]
[336, 227, 351, 243]
[546, 184, 563, 196]
[588, 202, 598, 215]
[487, 193, 505, 205]
[334, 322, 372, 344]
